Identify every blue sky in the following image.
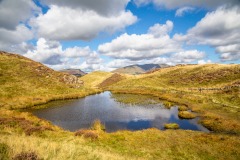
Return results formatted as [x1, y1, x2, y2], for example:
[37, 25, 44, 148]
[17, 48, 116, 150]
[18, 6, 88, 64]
[0, 0, 239, 72]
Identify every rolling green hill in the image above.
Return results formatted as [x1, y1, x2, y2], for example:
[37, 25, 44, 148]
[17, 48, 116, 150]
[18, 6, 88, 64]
[110, 64, 240, 90]
[0, 51, 98, 109]
[108, 64, 240, 134]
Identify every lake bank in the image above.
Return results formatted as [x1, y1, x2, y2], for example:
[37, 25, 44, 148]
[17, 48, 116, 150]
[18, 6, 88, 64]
[28, 91, 209, 132]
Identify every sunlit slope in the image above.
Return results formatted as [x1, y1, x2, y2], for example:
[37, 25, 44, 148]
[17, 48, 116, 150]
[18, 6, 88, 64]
[107, 64, 240, 134]
[0, 51, 96, 109]
[80, 71, 114, 88]
[110, 64, 240, 90]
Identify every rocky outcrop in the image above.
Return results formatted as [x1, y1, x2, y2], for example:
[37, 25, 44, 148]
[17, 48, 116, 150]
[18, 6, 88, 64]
[62, 74, 84, 88]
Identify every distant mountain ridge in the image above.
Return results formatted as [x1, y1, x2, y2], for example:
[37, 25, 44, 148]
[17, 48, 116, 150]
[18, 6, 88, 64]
[60, 69, 87, 77]
[113, 64, 170, 75]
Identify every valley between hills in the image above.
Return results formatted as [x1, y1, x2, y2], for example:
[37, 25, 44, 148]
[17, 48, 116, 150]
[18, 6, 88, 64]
[0, 51, 240, 159]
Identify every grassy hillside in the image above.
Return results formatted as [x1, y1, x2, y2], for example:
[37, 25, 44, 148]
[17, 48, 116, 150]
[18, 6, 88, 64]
[108, 64, 240, 134]
[111, 64, 240, 89]
[0, 52, 240, 159]
[0, 51, 98, 109]
[79, 71, 113, 88]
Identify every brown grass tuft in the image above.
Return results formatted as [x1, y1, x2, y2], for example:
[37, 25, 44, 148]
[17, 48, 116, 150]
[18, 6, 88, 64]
[75, 129, 99, 140]
[13, 151, 38, 160]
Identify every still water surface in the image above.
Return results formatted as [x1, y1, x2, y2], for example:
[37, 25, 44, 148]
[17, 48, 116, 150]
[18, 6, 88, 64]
[30, 92, 209, 132]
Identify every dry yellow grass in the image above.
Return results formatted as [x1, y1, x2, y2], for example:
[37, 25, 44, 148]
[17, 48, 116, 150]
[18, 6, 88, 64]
[178, 111, 196, 119]
[80, 71, 113, 88]
[108, 64, 240, 134]
[0, 134, 127, 160]
[1, 52, 240, 159]
[0, 51, 100, 109]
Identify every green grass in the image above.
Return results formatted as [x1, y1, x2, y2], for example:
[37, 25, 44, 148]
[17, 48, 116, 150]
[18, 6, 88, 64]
[79, 71, 113, 88]
[0, 143, 9, 160]
[0, 51, 100, 109]
[93, 129, 240, 160]
[1, 51, 240, 159]
[108, 64, 240, 134]
[1, 116, 240, 159]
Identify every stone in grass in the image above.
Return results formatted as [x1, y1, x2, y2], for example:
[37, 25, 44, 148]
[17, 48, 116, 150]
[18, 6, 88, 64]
[178, 111, 196, 119]
[178, 105, 188, 111]
[164, 123, 179, 129]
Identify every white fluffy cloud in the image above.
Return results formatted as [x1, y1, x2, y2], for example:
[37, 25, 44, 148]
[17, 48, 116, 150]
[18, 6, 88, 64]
[105, 50, 205, 71]
[148, 20, 173, 37]
[24, 38, 63, 65]
[79, 52, 104, 72]
[174, 6, 240, 61]
[134, 0, 240, 9]
[98, 21, 181, 60]
[30, 4, 137, 40]
[0, 0, 40, 52]
[0, 0, 40, 30]
[65, 46, 92, 58]
[0, 24, 33, 51]
[171, 50, 205, 63]
[175, 7, 195, 17]
[152, 50, 205, 64]
[24, 38, 103, 71]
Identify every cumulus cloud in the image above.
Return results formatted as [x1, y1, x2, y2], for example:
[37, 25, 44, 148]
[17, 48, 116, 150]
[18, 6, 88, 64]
[24, 38, 63, 65]
[216, 44, 240, 61]
[30, 4, 137, 41]
[148, 20, 173, 37]
[174, 6, 240, 61]
[0, 24, 33, 51]
[65, 46, 91, 58]
[104, 50, 206, 71]
[41, 0, 130, 16]
[24, 38, 103, 72]
[134, 0, 240, 9]
[0, 0, 40, 52]
[98, 21, 181, 60]
[79, 52, 104, 72]
[175, 7, 195, 17]
[171, 50, 205, 63]
[0, 0, 40, 30]
[152, 50, 205, 64]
